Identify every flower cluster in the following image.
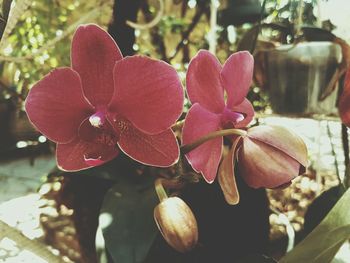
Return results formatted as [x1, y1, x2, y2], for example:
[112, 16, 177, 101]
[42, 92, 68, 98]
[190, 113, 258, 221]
[25, 23, 309, 253]
[180, 50, 308, 204]
[25, 24, 183, 171]
[25, 24, 307, 195]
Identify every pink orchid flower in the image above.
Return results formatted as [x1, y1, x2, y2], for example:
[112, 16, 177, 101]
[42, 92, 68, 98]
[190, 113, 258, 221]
[25, 24, 184, 171]
[182, 50, 255, 183]
[218, 125, 308, 205]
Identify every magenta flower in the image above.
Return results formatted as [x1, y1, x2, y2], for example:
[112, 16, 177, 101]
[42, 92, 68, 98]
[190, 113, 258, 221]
[25, 24, 184, 171]
[182, 50, 254, 183]
[218, 125, 308, 204]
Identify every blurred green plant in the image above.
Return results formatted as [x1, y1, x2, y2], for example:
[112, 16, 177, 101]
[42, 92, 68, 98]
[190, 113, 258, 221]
[0, 0, 112, 105]
[0, 0, 327, 111]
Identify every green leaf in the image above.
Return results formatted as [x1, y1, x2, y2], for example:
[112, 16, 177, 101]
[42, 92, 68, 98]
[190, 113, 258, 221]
[99, 174, 159, 263]
[279, 188, 350, 263]
[304, 185, 345, 236]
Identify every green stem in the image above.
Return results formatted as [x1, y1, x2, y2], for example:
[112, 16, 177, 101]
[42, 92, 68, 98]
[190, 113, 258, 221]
[180, 128, 247, 154]
[155, 179, 168, 202]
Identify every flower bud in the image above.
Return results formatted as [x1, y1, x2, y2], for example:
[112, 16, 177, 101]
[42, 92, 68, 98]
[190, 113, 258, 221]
[154, 196, 198, 253]
[238, 125, 308, 189]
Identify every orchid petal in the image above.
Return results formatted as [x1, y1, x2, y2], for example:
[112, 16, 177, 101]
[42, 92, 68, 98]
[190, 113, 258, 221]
[247, 125, 308, 170]
[218, 137, 242, 205]
[339, 69, 350, 126]
[222, 51, 254, 108]
[186, 50, 225, 113]
[231, 98, 255, 128]
[182, 103, 222, 183]
[25, 68, 93, 144]
[116, 121, 179, 167]
[109, 56, 184, 135]
[238, 137, 300, 189]
[56, 139, 119, 172]
[71, 24, 123, 106]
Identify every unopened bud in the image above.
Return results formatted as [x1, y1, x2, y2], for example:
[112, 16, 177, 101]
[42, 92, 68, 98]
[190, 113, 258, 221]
[154, 196, 198, 253]
[239, 125, 308, 188]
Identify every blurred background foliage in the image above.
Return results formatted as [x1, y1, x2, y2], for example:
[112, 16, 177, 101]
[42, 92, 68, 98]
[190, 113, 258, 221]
[0, 0, 339, 112]
[0, 0, 113, 105]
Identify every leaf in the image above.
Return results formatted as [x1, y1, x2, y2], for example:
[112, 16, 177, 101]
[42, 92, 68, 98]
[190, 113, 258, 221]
[99, 174, 159, 263]
[279, 188, 350, 263]
[304, 185, 345, 236]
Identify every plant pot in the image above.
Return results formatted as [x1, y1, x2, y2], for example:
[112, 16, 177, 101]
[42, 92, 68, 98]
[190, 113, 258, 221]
[264, 41, 342, 115]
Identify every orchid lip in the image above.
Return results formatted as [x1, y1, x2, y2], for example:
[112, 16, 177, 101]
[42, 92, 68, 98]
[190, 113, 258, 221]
[78, 115, 119, 148]
[84, 155, 104, 166]
[221, 107, 245, 126]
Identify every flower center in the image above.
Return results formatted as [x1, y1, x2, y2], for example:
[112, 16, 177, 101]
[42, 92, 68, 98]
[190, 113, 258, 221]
[79, 110, 118, 147]
[95, 129, 118, 146]
[221, 107, 244, 128]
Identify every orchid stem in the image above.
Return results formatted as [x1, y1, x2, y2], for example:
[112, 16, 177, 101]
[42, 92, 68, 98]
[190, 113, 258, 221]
[155, 179, 168, 202]
[181, 128, 247, 154]
[155, 178, 185, 202]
